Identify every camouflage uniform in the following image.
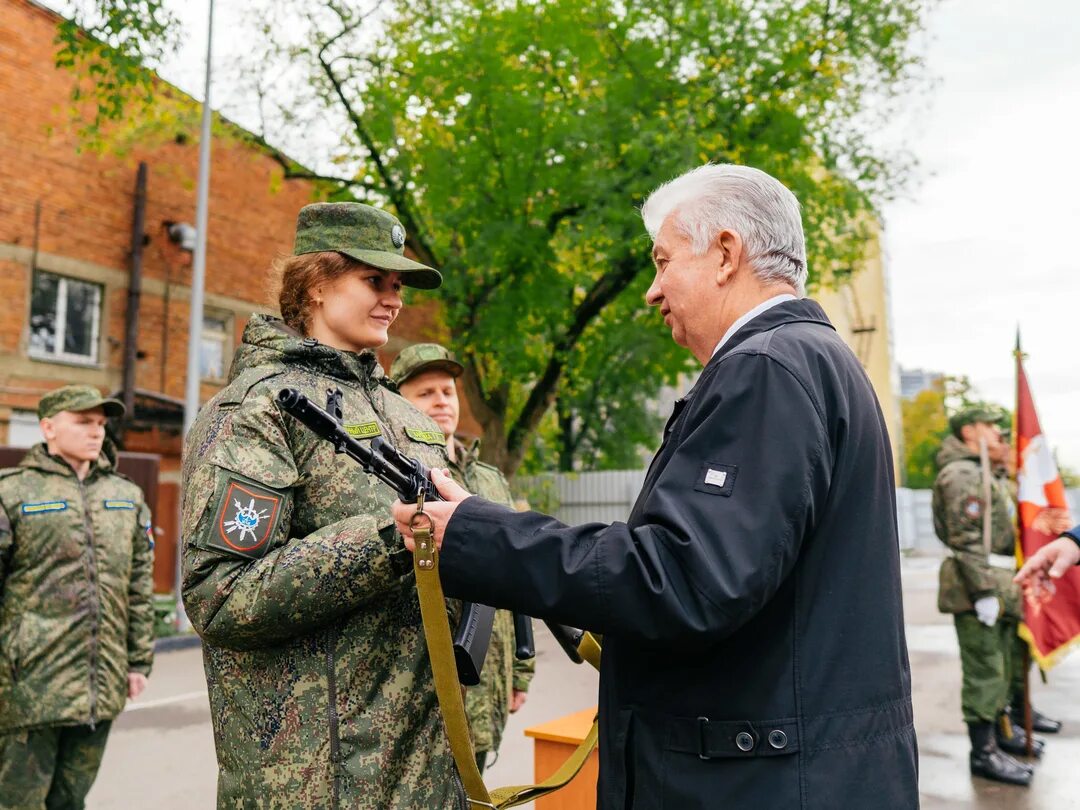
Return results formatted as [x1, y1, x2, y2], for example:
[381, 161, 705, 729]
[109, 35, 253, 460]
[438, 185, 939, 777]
[182, 314, 464, 810]
[448, 439, 534, 761]
[0, 386, 155, 809]
[388, 342, 536, 764]
[933, 434, 1021, 724]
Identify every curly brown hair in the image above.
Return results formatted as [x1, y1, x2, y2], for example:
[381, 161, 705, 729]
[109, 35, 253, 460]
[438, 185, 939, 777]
[269, 251, 361, 335]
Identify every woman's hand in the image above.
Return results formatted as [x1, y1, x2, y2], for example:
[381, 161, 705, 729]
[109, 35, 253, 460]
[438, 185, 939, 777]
[392, 468, 472, 551]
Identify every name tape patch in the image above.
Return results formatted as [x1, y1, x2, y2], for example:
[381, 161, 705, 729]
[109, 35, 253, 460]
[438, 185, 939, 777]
[343, 422, 381, 439]
[405, 427, 446, 446]
[104, 499, 135, 510]
[694, 463, 737, 497]
[22, 501, 67, 514]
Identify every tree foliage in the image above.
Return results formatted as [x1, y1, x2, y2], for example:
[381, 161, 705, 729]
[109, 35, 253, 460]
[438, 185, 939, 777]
[58, 0, 933, 474]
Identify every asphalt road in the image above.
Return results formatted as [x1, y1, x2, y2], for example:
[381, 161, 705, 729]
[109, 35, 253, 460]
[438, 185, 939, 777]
[86, 557, 1080, 809]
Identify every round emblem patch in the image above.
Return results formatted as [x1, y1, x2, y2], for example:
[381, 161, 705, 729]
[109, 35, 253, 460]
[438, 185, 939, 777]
[391, 224, 406, 248]
[963, 496, 982, 520]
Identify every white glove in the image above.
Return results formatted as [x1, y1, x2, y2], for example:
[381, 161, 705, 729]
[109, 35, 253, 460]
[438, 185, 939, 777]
[974, 596, 1000, 627]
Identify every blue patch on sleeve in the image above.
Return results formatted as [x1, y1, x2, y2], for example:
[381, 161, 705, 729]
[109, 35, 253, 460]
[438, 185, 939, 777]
[22, 501, 67, 514]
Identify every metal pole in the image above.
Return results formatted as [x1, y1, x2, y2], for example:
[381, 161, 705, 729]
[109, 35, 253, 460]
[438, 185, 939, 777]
[177, 0, 215, 631]
[122, 162, 148, 434]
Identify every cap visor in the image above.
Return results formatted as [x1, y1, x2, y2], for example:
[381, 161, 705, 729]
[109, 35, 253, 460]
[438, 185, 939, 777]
[69, 398, 126, 418]
[401, 359, 465, 384]
[340, 249, 443, 289]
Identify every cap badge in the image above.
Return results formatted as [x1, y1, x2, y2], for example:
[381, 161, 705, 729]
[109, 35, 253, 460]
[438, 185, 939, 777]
[391, 224, 406, 248]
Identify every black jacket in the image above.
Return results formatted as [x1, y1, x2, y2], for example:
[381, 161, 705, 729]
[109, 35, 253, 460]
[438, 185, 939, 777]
[440, 299, 918, 809]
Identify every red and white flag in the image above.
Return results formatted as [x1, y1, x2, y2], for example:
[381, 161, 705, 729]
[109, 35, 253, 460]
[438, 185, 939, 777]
[1016, 348, 1080, 668]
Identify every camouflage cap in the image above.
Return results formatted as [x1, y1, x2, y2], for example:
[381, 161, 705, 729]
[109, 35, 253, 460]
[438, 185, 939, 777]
[293, 202, 442, 289]
[949, 405, 1005, 438]
[389, 343, 464, 385]
[37, 384, 125, 420]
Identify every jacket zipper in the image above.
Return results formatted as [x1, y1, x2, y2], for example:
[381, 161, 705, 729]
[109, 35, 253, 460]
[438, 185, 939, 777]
[326, 625, 341, 810]
[78, 476, 101, 729]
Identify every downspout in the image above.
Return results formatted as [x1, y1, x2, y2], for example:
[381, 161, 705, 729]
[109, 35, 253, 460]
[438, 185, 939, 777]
[122, 162, 148, 439]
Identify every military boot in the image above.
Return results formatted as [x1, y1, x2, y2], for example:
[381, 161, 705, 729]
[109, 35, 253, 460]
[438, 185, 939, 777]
[1009, 703, 1062, 734]
[968, 722, 1033, 786]
[997, 712, 1045, 758]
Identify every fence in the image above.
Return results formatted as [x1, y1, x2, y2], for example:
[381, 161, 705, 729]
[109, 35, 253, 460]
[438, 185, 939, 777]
[521, 470, 1080, 556]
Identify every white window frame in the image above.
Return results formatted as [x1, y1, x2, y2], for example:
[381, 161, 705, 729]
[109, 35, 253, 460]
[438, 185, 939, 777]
[199, 311, 232, 382]
[27, 271, 103, 366]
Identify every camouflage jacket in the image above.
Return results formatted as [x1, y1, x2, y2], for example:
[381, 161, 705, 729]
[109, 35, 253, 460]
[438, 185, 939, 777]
[181, 315, 462, 810]
[0, 442, 154, 733]
[449, 439, 534, 754]
[932, 436, 1020, 615]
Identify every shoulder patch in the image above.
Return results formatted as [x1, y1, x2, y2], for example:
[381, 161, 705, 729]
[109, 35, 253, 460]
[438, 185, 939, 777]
[22, 500, 67, 514]
[208, 475, 285, 560]
[405, 427, 446, 446]
[103, 499, 136, 510]
[343, 421, 381, 439]
[963, 496, 982, 520]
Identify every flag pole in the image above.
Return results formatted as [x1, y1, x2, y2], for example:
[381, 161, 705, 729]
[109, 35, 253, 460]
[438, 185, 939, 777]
[1015, 327, 1035, 756]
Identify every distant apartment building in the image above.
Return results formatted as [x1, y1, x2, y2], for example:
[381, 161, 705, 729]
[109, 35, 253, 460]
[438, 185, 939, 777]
[899, 367, 945, 399]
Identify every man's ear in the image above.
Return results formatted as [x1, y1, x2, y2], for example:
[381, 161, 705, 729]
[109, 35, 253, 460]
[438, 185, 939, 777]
[40, 417, 55, 442]
[714, 229, 743, 286]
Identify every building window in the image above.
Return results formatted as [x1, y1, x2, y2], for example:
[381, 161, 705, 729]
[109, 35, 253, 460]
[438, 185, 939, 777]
[6, 410, 42, 448]
[200, 313, 231, 381]
[28, 271, 102, 365]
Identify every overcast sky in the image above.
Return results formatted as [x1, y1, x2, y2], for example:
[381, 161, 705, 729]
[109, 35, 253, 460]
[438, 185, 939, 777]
[57, 0, 1080, 467]
[879, 0, 1080, 467]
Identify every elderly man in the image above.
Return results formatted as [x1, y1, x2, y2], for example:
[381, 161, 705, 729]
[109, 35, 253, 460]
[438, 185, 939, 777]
[393, 164, 918, 808]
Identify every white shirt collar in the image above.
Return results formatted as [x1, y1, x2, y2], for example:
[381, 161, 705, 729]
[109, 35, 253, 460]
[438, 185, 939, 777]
[711, 294, 798, 358]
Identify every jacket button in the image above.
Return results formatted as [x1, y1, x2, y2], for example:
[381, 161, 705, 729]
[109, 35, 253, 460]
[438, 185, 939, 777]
[735, 732, 755, 752]
[768, 730, 788, 750]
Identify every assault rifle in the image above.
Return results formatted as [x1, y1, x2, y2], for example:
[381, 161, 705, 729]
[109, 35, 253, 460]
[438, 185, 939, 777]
[276, 387, 538, 685]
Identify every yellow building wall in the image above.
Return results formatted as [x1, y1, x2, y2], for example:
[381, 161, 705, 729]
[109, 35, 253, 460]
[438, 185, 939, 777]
[814, 230, 903, 478]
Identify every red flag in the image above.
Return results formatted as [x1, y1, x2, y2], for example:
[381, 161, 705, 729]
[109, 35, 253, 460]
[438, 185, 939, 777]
[1016, 351, 1080, 668]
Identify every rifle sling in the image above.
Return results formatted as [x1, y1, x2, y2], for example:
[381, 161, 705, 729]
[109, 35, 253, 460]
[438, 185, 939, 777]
[410, 514, 599, 809]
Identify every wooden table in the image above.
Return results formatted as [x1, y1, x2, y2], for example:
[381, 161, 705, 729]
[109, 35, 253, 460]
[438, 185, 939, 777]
[524, 706, 600, 810]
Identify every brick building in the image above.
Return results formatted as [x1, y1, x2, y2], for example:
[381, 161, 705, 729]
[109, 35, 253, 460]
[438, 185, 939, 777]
[0, 0, 447, 591]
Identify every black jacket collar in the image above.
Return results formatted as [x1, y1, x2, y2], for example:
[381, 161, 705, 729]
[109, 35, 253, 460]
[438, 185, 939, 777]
[711, 298, 834, 363]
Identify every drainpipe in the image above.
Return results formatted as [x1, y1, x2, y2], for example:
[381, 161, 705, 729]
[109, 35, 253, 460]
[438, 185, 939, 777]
[122, 162, 148, 438]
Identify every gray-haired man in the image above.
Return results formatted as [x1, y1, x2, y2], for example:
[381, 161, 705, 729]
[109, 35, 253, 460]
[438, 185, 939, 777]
[393, 164, 918, 809]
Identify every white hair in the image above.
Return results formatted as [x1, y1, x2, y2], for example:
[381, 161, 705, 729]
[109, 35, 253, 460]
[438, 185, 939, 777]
[641, 164, 808, 293]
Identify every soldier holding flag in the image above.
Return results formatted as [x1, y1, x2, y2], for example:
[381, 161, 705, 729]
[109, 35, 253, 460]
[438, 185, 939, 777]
[932, 406, 1043, 785]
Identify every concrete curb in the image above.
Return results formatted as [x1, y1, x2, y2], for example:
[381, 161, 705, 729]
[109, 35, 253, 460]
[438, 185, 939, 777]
[154, 634, 201, 653]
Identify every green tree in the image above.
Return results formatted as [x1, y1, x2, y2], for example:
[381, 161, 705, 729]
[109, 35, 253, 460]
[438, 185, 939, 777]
[59, 0, 933, 475]
[901, 384, 947, 488]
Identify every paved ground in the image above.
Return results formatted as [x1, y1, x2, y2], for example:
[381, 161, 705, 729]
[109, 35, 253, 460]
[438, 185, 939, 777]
[87, 556, 1080, 808]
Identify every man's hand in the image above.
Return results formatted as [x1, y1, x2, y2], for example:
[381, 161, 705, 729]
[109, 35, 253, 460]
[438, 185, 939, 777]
[974, 595, 1000, 628]
[127, 672, 148, 700]
[1015, 536, 1080, 589]
[392, 468, 472, 552]
[510, 689, 527, 714]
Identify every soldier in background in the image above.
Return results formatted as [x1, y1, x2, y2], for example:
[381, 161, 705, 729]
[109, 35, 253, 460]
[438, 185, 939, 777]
[0, 385, 155, 809]
[390, 343, 534, 772]
[933, 406, 1041, 786]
